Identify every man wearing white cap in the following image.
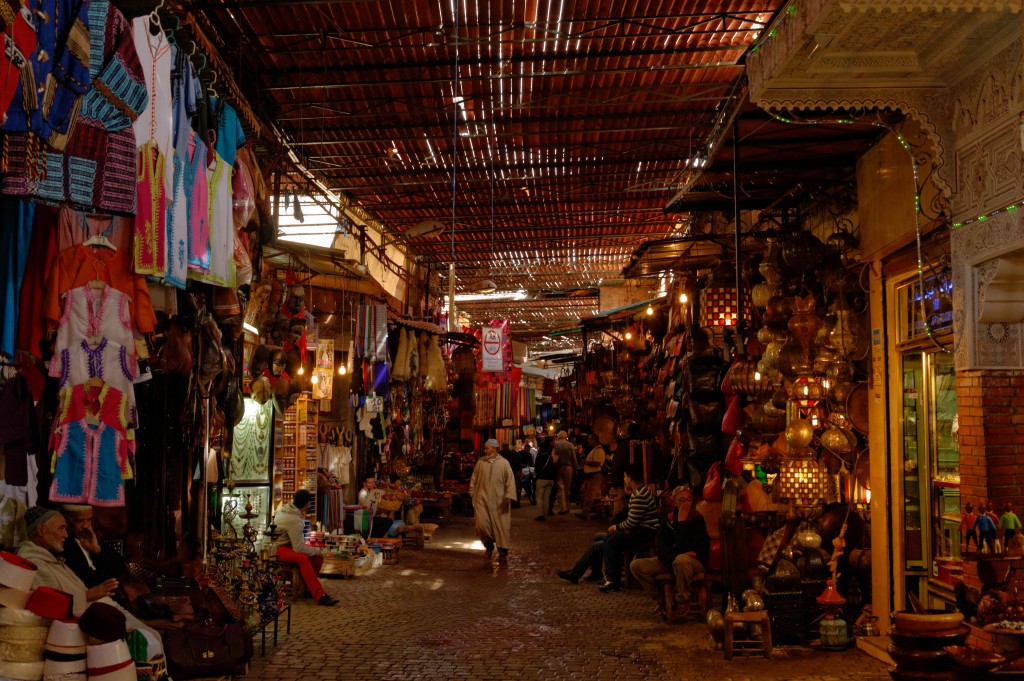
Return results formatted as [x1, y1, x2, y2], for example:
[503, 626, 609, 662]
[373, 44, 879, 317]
[470, 439, 516, 562]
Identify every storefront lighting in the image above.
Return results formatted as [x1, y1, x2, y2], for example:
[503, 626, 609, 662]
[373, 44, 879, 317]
[789, 374, 824, 408]
[310, 374, 319, 385]
[339, 365, 347, 376]
[242, 322, 260, 336]
[646, 305, 654, 316]
[297, 365, 305, 375]
[679, 292, 688, 304]
[625, 331, 633, 340]
[754, 370, 762, 381]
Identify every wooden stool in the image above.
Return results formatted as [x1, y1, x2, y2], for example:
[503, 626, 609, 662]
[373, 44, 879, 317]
[623, 538, 657, 587]
[277, 565, 305, 599]
[654, 574, 709, 623]
[723, 610, 772, 659]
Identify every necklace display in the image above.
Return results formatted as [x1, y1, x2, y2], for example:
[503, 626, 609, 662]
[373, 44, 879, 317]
[230, 399, 272, 482]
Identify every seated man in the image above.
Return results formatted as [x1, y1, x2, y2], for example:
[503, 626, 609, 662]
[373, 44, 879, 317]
[273, 490, 338, 606]
[349, 476, 393, 538]
[18, 507, 164, 658]
[60, 504, 125, 588]
[598, 463, 659, 593]
[630, 486, 710, 618]
[556, 480, 626, 583]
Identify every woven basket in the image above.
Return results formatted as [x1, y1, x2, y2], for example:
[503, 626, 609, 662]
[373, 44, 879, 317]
[377, 498, 403, 513]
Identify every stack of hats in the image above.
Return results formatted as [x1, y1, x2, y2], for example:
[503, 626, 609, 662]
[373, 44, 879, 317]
[43, 620, 86, 681]
[0, 552, 48, 681]
[0, 551, 77, 681]
[79, 603, 134, 681]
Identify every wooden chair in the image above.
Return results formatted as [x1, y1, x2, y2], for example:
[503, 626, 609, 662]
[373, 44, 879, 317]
[724, 610, 772, 659]
[623, 537, 657, 587]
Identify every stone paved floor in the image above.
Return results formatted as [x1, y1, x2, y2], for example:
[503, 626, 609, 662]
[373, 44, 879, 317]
[249, 503, 890, 681]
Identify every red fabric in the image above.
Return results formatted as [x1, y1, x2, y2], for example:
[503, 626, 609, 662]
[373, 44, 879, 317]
[275, 546, 325, 601]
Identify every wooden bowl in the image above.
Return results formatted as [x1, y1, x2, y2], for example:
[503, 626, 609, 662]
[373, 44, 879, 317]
[943, 645, 1006, 671]
[889, 626, 970, 650]
[891, 610, 964, 636]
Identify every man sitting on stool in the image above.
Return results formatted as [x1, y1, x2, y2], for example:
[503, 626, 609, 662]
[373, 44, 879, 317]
[630, 485, 709, 619]
[273, 490, 338, 606]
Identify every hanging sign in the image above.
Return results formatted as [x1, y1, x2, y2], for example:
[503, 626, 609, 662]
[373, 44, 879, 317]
[482, 326, 504, 372]
[366, 394, 384, 414]
[312, 339, 334, 400]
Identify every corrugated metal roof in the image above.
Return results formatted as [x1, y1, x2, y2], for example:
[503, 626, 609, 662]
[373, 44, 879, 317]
[195, 0, 783, 334]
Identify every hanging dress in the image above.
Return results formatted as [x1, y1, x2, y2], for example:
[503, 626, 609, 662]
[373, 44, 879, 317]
[130, 15, 173, 277]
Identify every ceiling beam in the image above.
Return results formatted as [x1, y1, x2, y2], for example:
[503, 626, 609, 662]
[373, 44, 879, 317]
[264, 60, 742, 91]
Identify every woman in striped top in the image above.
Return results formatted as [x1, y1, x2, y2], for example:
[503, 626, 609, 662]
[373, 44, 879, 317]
[599, 463, 660, 593]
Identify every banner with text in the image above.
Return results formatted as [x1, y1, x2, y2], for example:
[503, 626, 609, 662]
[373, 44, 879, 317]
[482, 326, 504, 372]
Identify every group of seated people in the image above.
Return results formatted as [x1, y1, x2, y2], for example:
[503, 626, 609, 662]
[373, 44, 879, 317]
[556, 462, 710, 618]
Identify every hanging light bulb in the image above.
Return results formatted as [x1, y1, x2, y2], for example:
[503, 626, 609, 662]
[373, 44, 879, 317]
[297, 365, 305, 376]
[754, 370, 762, 381]
[310, 373, 319, 385]
[625, 331, 633, 340]
[646, 305, 654, 316]
[679, 292, 688, 304]
[339, 364, 347, 376]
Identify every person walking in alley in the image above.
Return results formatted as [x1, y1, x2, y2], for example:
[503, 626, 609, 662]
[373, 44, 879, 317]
[471, 438, 518, 562]
[552, 430, 577, 514]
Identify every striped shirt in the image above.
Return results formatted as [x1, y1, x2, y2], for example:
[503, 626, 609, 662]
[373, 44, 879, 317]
[616, 485, 659, 534]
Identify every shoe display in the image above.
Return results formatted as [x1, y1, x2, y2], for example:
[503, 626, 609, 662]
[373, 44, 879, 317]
[598, 581, 621, 593]
[557, 570, 579, 584]
[535, 515, 546, 521]
[317, 595, 339, 606]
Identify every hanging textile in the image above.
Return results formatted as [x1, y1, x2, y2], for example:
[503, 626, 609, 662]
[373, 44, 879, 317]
[166, 46, 203, 288]
[189, 148, 235, 286]
[131, 14, 174, 276]
[0, 0, 91, 199]
[229, 397, 272, 483]
[0, 199, 34, 358]
[355, 304, 388, 362]
[473, 388, 497, 428]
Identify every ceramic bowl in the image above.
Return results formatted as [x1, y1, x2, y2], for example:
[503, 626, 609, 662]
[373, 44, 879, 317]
[889, 626, 970, 650]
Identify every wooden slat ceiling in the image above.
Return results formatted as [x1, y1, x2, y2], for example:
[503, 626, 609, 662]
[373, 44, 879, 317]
[194, 0, 785, 337]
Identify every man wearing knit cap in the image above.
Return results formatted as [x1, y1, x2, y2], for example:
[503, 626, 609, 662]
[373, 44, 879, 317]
[18, 507, 166, 660]
[470, 439, 517, 562]
[60, 505, 125, 588]
[18, 507, 118, 612]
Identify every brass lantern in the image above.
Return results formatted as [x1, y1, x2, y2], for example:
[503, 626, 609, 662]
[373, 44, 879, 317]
[789, 373, 825, 408]
[776, 458, 825, 507]
[700, 262, 751, 329]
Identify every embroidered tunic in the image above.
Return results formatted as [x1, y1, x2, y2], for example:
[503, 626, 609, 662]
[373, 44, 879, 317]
[165, 46, 201, 288]
[0, 0, 92, 200]
[48, 336, 139, 428]
[49, 381, 130, 506]
[189, 148, 234, 287]
[130, 15, 173, 276]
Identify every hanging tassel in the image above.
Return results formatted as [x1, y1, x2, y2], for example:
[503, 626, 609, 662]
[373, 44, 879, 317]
[282, 190, 290, 212]
[293, 188, 304, 222]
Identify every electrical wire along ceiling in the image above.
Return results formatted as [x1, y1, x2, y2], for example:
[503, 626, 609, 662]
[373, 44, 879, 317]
[196, 0, 785, 338]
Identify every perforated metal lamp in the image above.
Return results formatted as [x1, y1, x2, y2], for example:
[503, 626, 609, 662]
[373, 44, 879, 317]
[776, 458, 825, 507]
[699, 262, 750, 329]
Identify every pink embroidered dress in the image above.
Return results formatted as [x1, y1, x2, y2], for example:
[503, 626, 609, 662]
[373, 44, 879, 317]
[130, 16, 173, 277]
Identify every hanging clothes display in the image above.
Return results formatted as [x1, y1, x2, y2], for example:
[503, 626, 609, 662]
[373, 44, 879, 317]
[0, 0, 91, 197]
[166, 46, 203, 288]
[49, 381, 131, 506]
[130, 14, 174, 277]
[0, 199, 34, 358]
[44, 244, 157, 334]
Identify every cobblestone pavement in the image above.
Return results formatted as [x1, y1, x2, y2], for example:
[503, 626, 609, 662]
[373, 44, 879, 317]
[249, 504, 890, 681]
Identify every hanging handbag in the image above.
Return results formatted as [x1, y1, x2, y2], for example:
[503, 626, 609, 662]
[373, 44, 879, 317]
[721, 394, 745, 436]
[165, 622, 253, 680]
[702, 461, 723, 502]
[724, 437, 744, 477]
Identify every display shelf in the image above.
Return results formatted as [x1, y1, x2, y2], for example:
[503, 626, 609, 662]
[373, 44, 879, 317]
[272, 395, 318, 522]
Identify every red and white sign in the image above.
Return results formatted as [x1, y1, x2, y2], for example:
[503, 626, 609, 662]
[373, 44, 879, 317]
[482, 326, 503, 372]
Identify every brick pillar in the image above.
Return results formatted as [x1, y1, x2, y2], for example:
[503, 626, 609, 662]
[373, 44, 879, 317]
[956, 370, 1024, 512]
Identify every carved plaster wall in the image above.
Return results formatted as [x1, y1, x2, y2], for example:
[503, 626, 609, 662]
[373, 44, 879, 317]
[949, 38, 1024, 370]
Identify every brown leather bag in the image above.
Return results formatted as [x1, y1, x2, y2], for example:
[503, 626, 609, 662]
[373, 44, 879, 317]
[165, 622, 253, 680]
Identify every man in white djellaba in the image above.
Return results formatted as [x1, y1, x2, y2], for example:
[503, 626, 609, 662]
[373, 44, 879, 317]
[470, 438, 517, 562]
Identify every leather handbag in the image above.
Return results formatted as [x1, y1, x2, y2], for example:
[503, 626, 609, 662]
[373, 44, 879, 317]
[165, 622, 253, 680]
[724, 437, 744, 477]
[702, 461, 723, 502]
